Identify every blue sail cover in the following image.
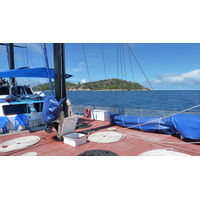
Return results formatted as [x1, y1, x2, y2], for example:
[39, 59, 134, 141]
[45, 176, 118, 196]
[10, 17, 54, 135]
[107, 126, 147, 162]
[42, 96, 65, 123]
[109, 113, 200, 140]
[0, 67, 72, 79]
[168, 114, 200, 140]
[111, 114, 172, 135]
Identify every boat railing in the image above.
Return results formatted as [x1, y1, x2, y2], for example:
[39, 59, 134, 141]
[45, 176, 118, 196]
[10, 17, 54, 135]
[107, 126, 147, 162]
[72, 105, 200, 117]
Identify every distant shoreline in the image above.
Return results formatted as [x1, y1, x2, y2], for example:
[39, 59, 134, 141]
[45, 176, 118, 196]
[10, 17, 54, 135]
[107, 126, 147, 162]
[42, 89, 151, 92]
[68, 89, 151, 91]
[35, 78, 150, 91]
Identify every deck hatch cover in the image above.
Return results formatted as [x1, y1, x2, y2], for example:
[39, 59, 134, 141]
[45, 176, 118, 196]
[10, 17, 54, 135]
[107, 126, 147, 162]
[88, 131, 125, 143]
[78, 150, 118, 156]
[0, 136, 40, 152]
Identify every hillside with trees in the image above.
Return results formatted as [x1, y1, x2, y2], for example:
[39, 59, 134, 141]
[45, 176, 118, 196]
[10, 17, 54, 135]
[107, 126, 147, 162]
[34, 79, 150, 91]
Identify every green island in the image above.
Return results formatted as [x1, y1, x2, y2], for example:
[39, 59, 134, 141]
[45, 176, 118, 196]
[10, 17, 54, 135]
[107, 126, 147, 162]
[34, 78, 150, 91]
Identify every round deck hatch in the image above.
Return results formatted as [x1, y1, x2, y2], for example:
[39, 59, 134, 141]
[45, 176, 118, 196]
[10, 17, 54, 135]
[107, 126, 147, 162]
[0, 136, 40, 152]
[138, 148, 191, 156]
[88, 131, 125, 143]
[78, 149, 118, 156]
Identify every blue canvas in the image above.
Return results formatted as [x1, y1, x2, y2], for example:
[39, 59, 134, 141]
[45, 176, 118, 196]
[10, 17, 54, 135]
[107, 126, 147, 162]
[42, 96, 65, 123]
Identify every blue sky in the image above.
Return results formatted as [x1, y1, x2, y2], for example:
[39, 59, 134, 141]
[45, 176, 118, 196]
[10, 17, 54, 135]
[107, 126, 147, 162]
[1, 43, 200, 90]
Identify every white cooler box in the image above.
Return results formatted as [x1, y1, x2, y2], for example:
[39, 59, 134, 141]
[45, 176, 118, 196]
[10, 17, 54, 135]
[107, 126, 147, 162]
[91, 109, 108, 121]
[63, 132, 86, 147]
[61, 116, 86, 147]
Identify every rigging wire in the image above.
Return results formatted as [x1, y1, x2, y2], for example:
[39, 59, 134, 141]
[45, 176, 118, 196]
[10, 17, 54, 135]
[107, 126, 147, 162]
[119, 44, 123, 79]
[115, 103, 200, 132]
[116, 43, 119, 79]
[43, 43, 54, 96]
[0, 45, 8, 70]
[126, 43, 154, 90]
[127, 45, 135, 82]
[18, 43, 26, 67]
[81, 43, 91, 82]
[20, 43, 31, 85]
[33, 43, 45, 66]
[0, 59, 7, 70]
[81, 43, 98, 110]
[101, 43, 107, 79]
[45, 44, 54, 89]
[122, 44, 127, 80]
[25, 43, 29, 66]
[46, 48, 53, 68]
[25, 44, 35, 67]
[101, 44, 107, 79]
[126, 43, 168, 116]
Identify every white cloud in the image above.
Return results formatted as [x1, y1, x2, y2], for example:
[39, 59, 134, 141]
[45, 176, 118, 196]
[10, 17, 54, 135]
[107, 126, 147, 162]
[71, 62, 85, 73]
[78, 61, 85, 67]
[81, 79, 87, 83]
[149, 69, 200, 89]
[72, 67, 84, 73]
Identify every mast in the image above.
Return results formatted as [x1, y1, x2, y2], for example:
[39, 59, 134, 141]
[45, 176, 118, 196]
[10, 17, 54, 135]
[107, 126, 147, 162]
[8, 43, 15, 86]
[53, 43, 68, 139]
[53, 43, 67, 118]
[0, 43, 26, 86]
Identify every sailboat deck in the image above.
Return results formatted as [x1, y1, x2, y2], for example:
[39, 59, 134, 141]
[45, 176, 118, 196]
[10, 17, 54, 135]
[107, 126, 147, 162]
[1, 117, 200, 156]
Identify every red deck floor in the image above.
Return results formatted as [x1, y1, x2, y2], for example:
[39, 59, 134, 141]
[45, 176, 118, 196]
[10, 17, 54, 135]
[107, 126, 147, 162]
[1, 117, 200, 156]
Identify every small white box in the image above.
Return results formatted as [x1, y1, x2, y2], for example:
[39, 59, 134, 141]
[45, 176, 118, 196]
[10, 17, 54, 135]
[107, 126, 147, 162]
[91, 109, 108, 121]
[63, 132, 87, 147]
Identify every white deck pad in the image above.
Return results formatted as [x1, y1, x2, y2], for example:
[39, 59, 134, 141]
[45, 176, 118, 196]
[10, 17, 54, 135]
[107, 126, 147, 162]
[88, 131, 126, 143]
[20, 152, 38, 156]
[0, 136, 40, 152]
[138, 148, 191, 156]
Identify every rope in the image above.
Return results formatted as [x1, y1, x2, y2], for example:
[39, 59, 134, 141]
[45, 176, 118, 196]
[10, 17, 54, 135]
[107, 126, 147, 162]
[158, 118, 161, 133]
[82, 130, 126, 153]
[122, 131, 200, 146]
[160, 141, 200, 144]
[138, 117, 144, 132]
[122, 115, 126, 127]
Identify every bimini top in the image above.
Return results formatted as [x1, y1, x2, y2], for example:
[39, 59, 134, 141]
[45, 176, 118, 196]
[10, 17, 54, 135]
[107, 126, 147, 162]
[0, 67, 73, 79]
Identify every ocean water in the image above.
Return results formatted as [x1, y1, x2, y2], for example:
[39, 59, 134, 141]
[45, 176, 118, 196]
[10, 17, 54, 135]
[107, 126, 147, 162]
[66, 90, 200, 116]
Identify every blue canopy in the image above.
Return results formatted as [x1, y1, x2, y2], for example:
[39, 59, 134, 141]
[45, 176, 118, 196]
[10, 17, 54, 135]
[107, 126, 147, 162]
[0, 67, 73, 79]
